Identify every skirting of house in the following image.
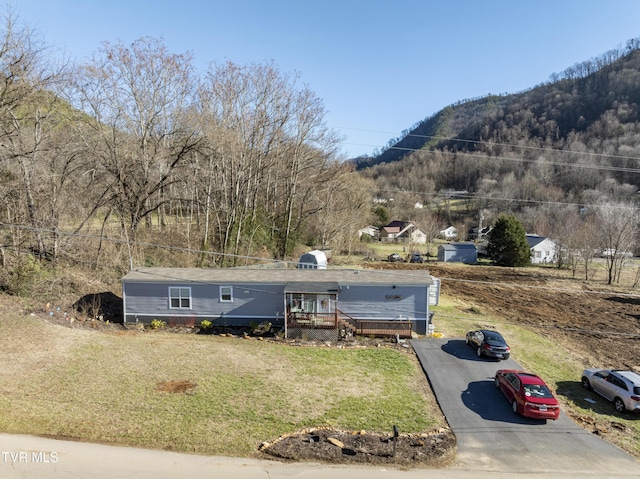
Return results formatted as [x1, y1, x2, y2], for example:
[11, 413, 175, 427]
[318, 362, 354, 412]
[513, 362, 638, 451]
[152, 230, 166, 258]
[287, 327, 340, 341]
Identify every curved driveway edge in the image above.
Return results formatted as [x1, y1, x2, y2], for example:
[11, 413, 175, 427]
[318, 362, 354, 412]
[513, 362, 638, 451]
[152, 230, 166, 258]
[411, 337, 640, 475]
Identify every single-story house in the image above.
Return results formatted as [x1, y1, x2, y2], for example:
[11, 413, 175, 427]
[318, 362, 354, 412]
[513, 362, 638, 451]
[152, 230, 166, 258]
[526, 234, 557, 264]
[121, 267, 441, 339]
[437, 243, 477, 264]
[440, 226, 458, 240]
[298, 250, 328, 269]
[357, 225, 379, 240]
[380, 220, 426, 244]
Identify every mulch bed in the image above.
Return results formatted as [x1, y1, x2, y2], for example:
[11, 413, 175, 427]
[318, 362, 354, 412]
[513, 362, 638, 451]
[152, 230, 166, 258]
[259, 427, 456, 468]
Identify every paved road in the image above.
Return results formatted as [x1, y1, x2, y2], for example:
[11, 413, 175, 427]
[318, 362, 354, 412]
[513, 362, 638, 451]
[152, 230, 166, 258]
[411, 337, 640, 475]
[2, 432, 638, 479]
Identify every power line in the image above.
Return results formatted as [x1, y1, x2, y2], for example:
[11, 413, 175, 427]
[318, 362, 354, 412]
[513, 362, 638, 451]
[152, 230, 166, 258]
[6, 222, 640, 331]
[405, 133, 640, 164]
[359, 143, 640, 174]
[372, 189, 639, 211]
[344, 129, 640, 164]
[4, 221, 640, 299]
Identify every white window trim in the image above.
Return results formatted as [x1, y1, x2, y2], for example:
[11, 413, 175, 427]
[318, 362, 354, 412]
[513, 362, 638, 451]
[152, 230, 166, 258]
[169, 286, 192, 309]
[220, 285, 233, 302]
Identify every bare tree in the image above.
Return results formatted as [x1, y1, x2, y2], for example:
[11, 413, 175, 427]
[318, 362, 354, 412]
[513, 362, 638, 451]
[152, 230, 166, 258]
[413, 210, 441, 260]
[555, 211, 599, 279]
[0, 10, 70, 260]
[595, 202, 639, 284]
[68, 37, 200, 258]
[196, 61, 341, 262]
[313, 167, 374, 256]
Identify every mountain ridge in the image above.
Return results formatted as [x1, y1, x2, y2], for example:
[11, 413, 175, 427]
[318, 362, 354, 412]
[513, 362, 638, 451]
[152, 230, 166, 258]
[354, 40, 640, 176]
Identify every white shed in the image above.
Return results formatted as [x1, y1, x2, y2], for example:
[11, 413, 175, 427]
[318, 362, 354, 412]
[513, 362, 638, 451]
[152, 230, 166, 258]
[298, 250, 328, 269]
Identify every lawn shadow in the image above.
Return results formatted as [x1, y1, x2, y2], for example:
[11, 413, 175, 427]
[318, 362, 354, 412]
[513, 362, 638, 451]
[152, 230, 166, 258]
[441, 339, 502, 362]
[462, 380, 548, 425]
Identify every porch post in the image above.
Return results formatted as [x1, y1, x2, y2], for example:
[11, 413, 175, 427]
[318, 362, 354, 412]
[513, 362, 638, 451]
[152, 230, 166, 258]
[283, 293, 288, 339]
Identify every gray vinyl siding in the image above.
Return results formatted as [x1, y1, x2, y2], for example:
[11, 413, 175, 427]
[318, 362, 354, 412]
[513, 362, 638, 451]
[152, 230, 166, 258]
[123, 281, 286, 325]
[338, 285, 426, 320]
[438, 244, 477, 264]
[122, 267, 436, 331]
[339, 285, 429, 334]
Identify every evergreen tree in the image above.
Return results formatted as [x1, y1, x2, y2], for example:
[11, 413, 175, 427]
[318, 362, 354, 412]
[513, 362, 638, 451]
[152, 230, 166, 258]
[372, 205, 390, 227]
[486, 215, 531, 267]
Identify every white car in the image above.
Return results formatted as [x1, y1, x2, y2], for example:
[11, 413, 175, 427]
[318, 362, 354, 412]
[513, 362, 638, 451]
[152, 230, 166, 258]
[581, 369, 640, 413]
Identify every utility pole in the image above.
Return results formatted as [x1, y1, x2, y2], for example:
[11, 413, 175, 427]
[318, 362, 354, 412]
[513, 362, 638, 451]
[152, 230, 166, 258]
[476, 212, 484, 244]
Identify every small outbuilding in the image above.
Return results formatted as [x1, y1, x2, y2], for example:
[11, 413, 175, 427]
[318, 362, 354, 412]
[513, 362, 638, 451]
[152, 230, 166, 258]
[298, 250, 328, 269]
[438, 243, 477, 264]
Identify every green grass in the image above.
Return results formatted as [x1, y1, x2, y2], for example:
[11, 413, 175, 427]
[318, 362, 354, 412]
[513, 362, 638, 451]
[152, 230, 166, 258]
[364, 240, 444, 259]
[0, 309, 441, 457]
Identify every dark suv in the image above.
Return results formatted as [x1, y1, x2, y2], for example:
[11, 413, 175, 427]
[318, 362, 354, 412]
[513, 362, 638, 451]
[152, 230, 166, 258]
[408, 253, 424, 263]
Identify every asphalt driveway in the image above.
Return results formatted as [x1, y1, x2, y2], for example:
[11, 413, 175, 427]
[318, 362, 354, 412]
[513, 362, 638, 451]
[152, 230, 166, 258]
[411, 337, 640, 474]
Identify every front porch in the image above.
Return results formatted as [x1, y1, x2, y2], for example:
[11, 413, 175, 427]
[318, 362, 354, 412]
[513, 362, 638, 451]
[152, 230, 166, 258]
[283, 284, 414, 340]
[285, 309, 413, 340]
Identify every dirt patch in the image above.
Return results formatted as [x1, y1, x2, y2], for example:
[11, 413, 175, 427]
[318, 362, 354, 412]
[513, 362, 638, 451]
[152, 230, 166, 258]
[155, 380, 197, 394]
[260, 427, 456, 467]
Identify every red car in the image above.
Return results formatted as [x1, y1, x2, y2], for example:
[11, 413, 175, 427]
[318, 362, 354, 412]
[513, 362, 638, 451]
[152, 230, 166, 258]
[494, 369, 560, 421]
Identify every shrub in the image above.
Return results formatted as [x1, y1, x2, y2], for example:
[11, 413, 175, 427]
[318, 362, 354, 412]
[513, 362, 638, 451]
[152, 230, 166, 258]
[199, 320, 213, 333]
[149, 319, 166, 330]
[0, 255, 48, 297]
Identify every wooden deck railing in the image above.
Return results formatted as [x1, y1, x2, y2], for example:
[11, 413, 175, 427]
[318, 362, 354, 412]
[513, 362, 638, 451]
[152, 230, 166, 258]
[286, 310, 413, 338]
[337, 310, 413, 338]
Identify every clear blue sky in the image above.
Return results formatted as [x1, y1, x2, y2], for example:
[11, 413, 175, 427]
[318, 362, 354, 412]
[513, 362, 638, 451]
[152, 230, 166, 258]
[14, 0, 640, 158]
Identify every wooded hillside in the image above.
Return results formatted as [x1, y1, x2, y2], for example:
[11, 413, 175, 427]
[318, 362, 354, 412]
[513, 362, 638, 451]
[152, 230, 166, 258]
[355, 39, 640, 281]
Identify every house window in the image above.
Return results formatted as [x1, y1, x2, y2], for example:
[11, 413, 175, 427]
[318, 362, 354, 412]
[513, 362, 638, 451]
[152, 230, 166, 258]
[220, 286, 233, 302]
[169, 287, 191, 309]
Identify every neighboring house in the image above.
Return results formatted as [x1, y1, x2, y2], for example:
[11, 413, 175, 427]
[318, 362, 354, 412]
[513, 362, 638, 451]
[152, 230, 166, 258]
[380, 220, 427, 244]
[357, 225, 379, 240]
[121, 267, 441, 338]
[526, 234, 557, 264]
[437, 243, 477, 264]
[440, 226, 458, 240]
[298, 250, 328, 269]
